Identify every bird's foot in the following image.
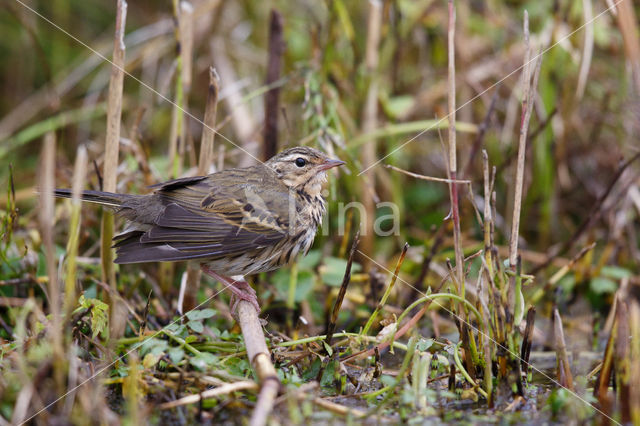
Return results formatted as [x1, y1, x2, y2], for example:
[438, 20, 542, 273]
[201, 266, 260, 315]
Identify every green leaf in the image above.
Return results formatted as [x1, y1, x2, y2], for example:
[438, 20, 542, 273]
[298, 249, 322, 270]
[189, 352, 218, 371]
[273, 269, 315, 302]
[226, 357, 251, 377]
[381, 95, 415, 119]
[416, 338, 435, 352]
[143, 353, 160, 369]
[165, 323, 188, 338]
[185, 309, 216, 321]
[320, 360, 338, 387]
[302, 357, 322, 381]
[76, 295, 109, 339]
[320, 257, 362, 287]
[590, 277, 617, 295]
[380, 374, 395, 387]
[600, 266, 632, 280]
[322, 342, 333, 357]
[168, 347, 185, 364]
[187, 321, 204, 333]
[139, 338, 168, 357]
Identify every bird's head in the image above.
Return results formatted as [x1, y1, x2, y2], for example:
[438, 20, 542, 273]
[266, 147, 345, 196]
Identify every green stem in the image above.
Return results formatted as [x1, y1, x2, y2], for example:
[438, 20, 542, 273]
[391, 293, 486, 350]
[365, 337, 418, 412]
[287, 262, 298, 310]
[453, 341, 488, 399]
[161, 330, 200, 356]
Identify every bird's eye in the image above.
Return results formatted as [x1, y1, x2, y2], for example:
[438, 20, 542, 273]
[295, 157, 306, 167]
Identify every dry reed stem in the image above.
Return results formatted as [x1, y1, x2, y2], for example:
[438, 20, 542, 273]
[614, 0, 640, 93]
[102, 0, 127, 339]
[509, 11, 539, 269]
[359, 0, 382, 270]
[306, 395, 366, 418]
[179, 1, 194, 92]
[628, 301, 640, 425]
[64, 145, 88, 316]
[614, 296, 631, 423]
[39, 132, 64, 387]
[384, 164, 471, 184]
[180, 67, 221, 313]
[159, 381, 258, 409]
[446, 0, 465, 302]
[168, 0, 190, 177]
[198, 67, 220, 175]
[508, 12, 541, 324]
[235, 301, 279, 426]
[553, 308, 574, 391]
[575, 0, 594, 99]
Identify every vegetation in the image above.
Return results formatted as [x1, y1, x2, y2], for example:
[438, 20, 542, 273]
[1, 0, 640, 424]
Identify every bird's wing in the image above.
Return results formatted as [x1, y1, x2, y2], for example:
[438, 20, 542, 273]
[114, 166, 295, 264]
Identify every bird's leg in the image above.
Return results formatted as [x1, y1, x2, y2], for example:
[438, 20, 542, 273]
[201, 265, 260, 314]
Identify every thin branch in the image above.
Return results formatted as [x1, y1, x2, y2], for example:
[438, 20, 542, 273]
[385, 164, 471, 184]
[325, 230, 359, 349]
[159, 381, 258, 409]
[235, 301, 279, 426]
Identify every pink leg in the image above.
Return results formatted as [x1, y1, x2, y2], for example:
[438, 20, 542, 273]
[201, 265, 260, 314]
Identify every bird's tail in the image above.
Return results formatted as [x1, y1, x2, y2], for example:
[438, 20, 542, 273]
[53, 189, 130, 208]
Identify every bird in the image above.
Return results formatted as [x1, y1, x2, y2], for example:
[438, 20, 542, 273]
[54, 146, 345, 314]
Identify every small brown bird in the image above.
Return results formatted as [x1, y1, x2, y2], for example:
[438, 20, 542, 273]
[55, 147, 345, 313]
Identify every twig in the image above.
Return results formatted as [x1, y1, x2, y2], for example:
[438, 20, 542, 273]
[384, 164, 471, 184]
[235, 301, 279, 426]
[159, 381, 258, 409]
[325, 230, 360, 349]
[263, 9, 285, 161]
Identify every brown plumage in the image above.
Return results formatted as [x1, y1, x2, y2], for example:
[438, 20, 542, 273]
[54, 147, 345, 312]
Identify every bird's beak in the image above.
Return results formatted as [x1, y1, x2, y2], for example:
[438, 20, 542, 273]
[318, 158, 346, 171]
